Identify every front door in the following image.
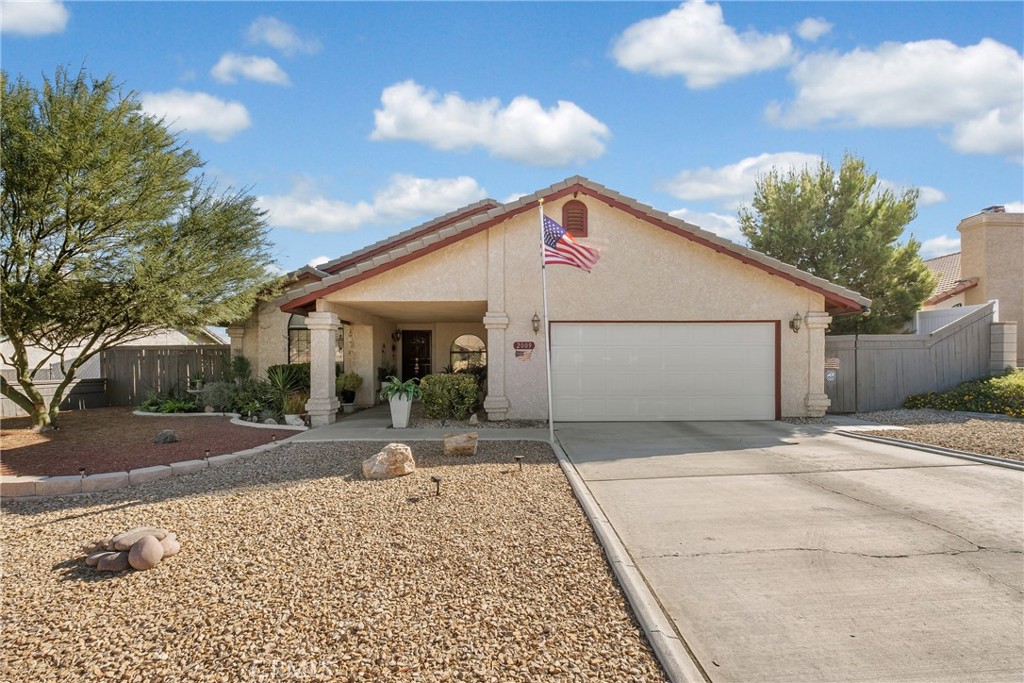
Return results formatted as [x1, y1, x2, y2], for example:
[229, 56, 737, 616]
[401, 331, 432, 381]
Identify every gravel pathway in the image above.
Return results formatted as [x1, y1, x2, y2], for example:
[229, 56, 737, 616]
[853, 409, 1024, 462]
[1, 441, 666, 682]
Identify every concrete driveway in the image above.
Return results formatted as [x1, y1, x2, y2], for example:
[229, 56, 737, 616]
[556, 421, 1024, 682]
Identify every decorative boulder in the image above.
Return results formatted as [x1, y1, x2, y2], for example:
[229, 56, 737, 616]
[113, 527, 170, 551]
[362, 443, 416, 480]
[86, 550, 116, 567]
[128, 535, 164, 571]
[443, 432, 479, 457]
[96, 551, 130, 572]
[154, 430, 178, 444]
[159, 533, 181, 558]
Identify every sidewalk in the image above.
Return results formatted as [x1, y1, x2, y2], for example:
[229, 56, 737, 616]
[290, 404, 552, 443]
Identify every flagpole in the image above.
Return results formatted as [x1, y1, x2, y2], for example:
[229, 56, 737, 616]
[539, 198, 555, 444]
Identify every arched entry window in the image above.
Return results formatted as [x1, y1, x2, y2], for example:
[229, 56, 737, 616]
[288, 314, 345, 368]
[450, 334, 486, 372]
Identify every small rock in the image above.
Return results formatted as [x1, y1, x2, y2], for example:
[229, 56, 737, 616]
[113, 527, 170, 551]
[443, 432, 479, 457]
[81, 538, 113, 555]
[128, 535, 164, 571]
[468, 413, 479, 425]
[96, 551, 130, 572]
[205, 405, 215, 413]
[154, 429, 177, 444]
[85, 551, 116, 567]
[160, 534, 181, 558]
[362, 443, 415, 480]
[263, 418, 278, 425]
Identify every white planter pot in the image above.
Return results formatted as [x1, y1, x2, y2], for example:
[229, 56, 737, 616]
[342, 403, 356, 414]
[389, 396, 412, 428]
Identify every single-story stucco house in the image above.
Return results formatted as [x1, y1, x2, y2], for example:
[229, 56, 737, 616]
[228, 176, 870, 426]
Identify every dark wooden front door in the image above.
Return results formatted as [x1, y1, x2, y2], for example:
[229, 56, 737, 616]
[401, 331, 432, 381]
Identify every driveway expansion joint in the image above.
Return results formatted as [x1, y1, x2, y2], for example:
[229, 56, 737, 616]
[640, 546, 985, 561]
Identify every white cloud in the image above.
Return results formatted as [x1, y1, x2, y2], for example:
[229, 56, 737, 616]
[371, 81, 610, 166]
[1004, 201, 1024, 213]
[140, 90, 251, 142]
[306, 256, 330, 268]
[664, 152, 821, 205]
[877, 180, 947, 206]
[258, 174, 488, 233]
[246, 16, 320, 55]
[920, 235, 960, 259]
[0, 0, 67, 35]
[796, 17, 832, 42]
[211, 53, 290, 85]
[611, 0, 794, 88]
[949, 103, 1024, 158]
[769, 38, 1024, 157]
[917, 186, 948, 206]
[669, 208, 744, 243]
[371, 175, 487, 221]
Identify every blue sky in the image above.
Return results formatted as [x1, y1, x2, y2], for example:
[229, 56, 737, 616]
[3, 1, 1022, 273]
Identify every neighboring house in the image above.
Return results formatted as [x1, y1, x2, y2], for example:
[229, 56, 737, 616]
[922, 207, 1023, 365]
[0, 327, 225, 380]
[229, 176, 870, 426]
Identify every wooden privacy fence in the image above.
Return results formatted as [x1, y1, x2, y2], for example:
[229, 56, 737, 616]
[102, 345, 230, 406]
[824, 303, 1002, 413]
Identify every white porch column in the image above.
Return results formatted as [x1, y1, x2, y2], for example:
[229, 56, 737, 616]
[805, 311, 832, 416]
[483, 312, 510, 420]
[226, 325, 246, 357]
[305, 311, 340, 427]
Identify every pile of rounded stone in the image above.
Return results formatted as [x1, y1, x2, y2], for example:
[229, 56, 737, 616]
[82, 527, 180, 572]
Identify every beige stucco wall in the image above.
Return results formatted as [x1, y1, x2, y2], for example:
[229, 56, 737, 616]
[959, 212, 1024, 364]
[493, 198, 825, 419]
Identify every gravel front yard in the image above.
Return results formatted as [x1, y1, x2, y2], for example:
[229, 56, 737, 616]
[854, 409, 1024, 461]
[1, 440, 666, 682]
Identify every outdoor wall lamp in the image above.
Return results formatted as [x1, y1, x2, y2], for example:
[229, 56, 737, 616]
[532, 313, 541, 334]
[391, 331, 402, 342]
[790, 312, 803, 333]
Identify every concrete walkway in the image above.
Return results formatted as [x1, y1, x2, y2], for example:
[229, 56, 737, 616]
[556, 420, 1024, 683]
[290, 404, 551, 442]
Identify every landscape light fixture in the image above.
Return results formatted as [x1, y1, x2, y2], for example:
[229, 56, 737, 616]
[532, 314, 541, 334]
[790, 313, 803, 334]
[78, 466, 86, 480]
[204, 449, 211, 461]
[431, 475, 443, 496]
[514, 455, 524, 471]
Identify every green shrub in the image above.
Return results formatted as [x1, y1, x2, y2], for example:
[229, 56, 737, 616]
[233, 378, 275, 416]
[224, 355, 253, 383]
[282, 391, 309, 415]
[420, 373, 477, 421]
[266, 363, 311, 392]
[336, 372, 363, 393]
[138, 391, 200, 413]
[904, 369, 1024, 418]
[200, 381, 236, 411]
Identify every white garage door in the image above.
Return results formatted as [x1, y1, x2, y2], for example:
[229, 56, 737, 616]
[550, 322, 776, 421]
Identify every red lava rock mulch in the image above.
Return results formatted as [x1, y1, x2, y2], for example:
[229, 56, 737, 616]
[0, 407, 285, 478]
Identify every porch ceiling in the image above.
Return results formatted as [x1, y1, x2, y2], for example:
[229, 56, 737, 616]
[338, 300, 487, 323]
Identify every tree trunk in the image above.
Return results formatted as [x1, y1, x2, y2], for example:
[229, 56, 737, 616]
[0, 374, 54, 430]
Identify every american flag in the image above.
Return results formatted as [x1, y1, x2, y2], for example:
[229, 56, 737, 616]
[542, 215, 600, 272]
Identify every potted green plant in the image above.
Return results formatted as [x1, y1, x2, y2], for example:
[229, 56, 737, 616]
[282, 391, 309, 427]
[190, 371, 207, 391]
[336, 372, 363, 413]
[379, 376, 421, 428]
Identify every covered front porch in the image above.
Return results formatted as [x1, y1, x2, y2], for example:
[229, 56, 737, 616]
[302, 299, 515, 427]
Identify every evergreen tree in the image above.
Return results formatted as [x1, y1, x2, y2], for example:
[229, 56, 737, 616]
[1, 68, 275, 430]
[738, 152, 936, 334]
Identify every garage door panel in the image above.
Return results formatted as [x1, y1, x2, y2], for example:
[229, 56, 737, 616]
[551, 323, 776, 421]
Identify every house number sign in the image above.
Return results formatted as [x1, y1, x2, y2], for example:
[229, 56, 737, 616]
[513, 341, 535, 350]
